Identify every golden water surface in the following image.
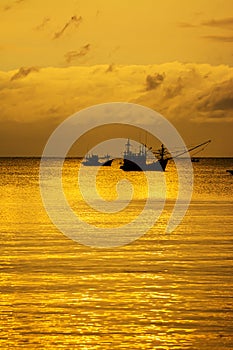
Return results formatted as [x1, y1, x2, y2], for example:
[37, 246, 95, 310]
[0, 158, 233, 349]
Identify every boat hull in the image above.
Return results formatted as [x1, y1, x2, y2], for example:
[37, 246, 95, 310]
[120, 158, 168, 172]
[82, 161, 102, 166]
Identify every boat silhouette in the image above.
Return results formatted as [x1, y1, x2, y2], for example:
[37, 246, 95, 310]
[82, 139, 211, 171]
[120, 139, 211, 172]
[82, 153, 111, 166]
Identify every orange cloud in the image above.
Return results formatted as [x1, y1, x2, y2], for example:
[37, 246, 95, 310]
[65, 44, 91, 63]
[145, 73, 165, 91]
[201, 17, 233, 30]
[35, 17, 50, 31]
[202, 35, 233, 42]
[53, 15, 83, 40]
[3, 0, 25, 11]
[1, 62, 231, 125]
[1, 62, 232, 155]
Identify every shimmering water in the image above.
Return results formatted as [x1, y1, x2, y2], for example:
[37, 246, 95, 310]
[0, 158, 233, 349]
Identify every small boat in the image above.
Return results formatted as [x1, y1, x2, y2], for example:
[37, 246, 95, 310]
[226, 170, 233, 175]
[82, 154, 102, 166]
[82, 153, 111, 166]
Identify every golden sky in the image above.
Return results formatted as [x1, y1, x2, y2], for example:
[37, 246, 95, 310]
[0, 0, 233, 156]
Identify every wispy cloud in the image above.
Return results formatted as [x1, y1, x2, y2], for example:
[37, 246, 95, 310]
[201, 17, 233, 30]
[202, 35, 233, 42]
[177, 22, 197, 28]
[53, 15, 82, 40]
[35, 17, 50, 31]
[3, 0, 25, 11]
[11, 66, 40, 81]
[64, 44, 90, 63]
[178, 16, 233, 43]
[178, 17, 233, 32]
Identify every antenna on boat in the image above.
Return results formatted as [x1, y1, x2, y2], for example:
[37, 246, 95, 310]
[152, 144, 169, 160]
[171, 140, 211, 159]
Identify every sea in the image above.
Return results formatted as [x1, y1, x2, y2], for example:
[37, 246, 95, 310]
[0, 157, 233, 350]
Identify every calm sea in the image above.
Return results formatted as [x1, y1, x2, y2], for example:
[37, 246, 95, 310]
[0, 158, 233, 349]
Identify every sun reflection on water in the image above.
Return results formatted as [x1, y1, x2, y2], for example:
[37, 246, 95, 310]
[0, 158, 233, 349]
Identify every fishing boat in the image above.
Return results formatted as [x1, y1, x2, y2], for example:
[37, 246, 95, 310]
[82, 154, 102, 166]
[120, 140, 168, 171]
[82, 153, 111, 166]
[120, 139, 211, 172]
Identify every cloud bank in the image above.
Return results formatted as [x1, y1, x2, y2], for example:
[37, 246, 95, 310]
[0, 62, 232, 155]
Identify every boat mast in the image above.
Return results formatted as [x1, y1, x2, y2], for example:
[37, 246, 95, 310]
[161, 144, 165, 160]
[125, 139, 131, 155]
